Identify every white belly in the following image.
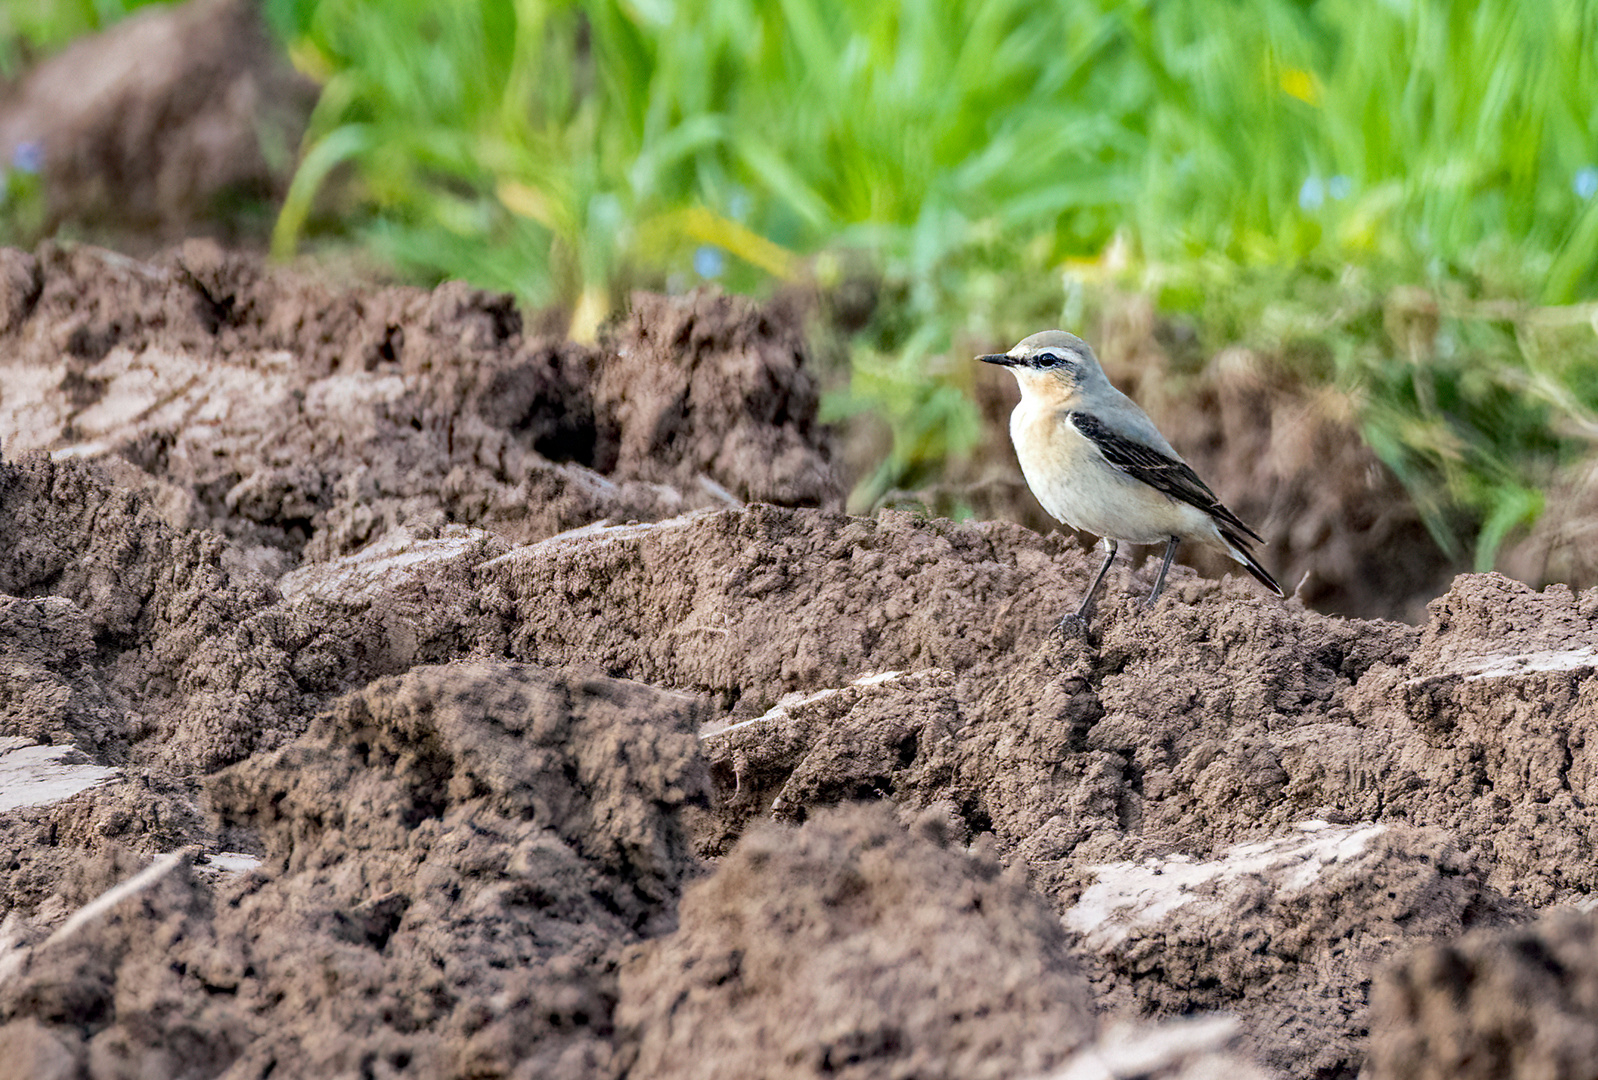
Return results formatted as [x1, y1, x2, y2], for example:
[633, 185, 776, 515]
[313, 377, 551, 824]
[1010, 403, 1219, 546]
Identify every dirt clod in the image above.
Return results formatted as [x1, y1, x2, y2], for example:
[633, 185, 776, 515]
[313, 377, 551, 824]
[1, 246, 836, 568]
[0, 0, 317, 242]
[617, 803, 1096, 1080]
[1367, 908, 1598, 1080]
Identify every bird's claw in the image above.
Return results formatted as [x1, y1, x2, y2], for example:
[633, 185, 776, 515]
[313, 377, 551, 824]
[1056, 612, 1091, 636]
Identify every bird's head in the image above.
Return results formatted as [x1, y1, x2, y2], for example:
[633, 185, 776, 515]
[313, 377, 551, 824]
[977, 330, 1100, 399]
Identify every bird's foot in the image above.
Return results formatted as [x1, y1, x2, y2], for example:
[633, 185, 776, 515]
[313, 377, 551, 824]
[1056, 612, 1091, 636]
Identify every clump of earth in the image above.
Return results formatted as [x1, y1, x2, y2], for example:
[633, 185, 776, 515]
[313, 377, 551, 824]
[0, 239, 1595, 1080]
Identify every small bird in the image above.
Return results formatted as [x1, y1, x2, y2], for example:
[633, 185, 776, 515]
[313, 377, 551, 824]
[979, 330, 1282, 624]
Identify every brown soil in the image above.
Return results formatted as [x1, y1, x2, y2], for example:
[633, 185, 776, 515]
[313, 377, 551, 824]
[0, 243, 1595, 1080]
[0, 0, 315, 245]
[1366, 907, 1598, 1080]
[616, 803, 1096, 1080]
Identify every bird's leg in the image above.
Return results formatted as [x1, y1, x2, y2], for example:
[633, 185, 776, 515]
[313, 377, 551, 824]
[1067, 538, 1119, 624]
[1144, 536, 1180, 608]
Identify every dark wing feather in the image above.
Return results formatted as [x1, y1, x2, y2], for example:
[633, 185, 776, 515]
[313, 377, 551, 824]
[1068, 411, 1264, 544]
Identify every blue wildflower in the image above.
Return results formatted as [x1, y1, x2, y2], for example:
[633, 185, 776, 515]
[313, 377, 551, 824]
[12, 141, 42, 174]
[694, 245, 725, 278]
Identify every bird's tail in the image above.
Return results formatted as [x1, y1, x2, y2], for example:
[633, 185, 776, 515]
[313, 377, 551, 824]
[1219, 527, 1284, 597]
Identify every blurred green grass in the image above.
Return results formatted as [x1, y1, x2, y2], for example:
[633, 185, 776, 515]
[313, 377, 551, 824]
[9, 0, 1598, 569]
[262, 0, 1598, 299]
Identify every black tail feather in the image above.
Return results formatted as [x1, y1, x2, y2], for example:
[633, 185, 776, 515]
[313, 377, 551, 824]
[1220, 527, 1284, 597]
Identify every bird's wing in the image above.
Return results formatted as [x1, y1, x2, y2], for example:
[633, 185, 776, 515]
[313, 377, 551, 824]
[1067, 411, 1263, 544]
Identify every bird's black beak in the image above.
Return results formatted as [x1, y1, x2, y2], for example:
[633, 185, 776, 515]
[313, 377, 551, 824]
[977, 353, 1019, 367]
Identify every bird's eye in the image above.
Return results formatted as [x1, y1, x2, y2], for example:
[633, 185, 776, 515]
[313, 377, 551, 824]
[1038, 351, 1065, 367]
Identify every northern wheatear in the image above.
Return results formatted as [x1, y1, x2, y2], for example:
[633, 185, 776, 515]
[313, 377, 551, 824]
[979, 330, 1282, 624]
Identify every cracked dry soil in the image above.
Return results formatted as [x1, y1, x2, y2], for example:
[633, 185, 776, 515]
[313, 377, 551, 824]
[0, 242, 1596, 1080]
